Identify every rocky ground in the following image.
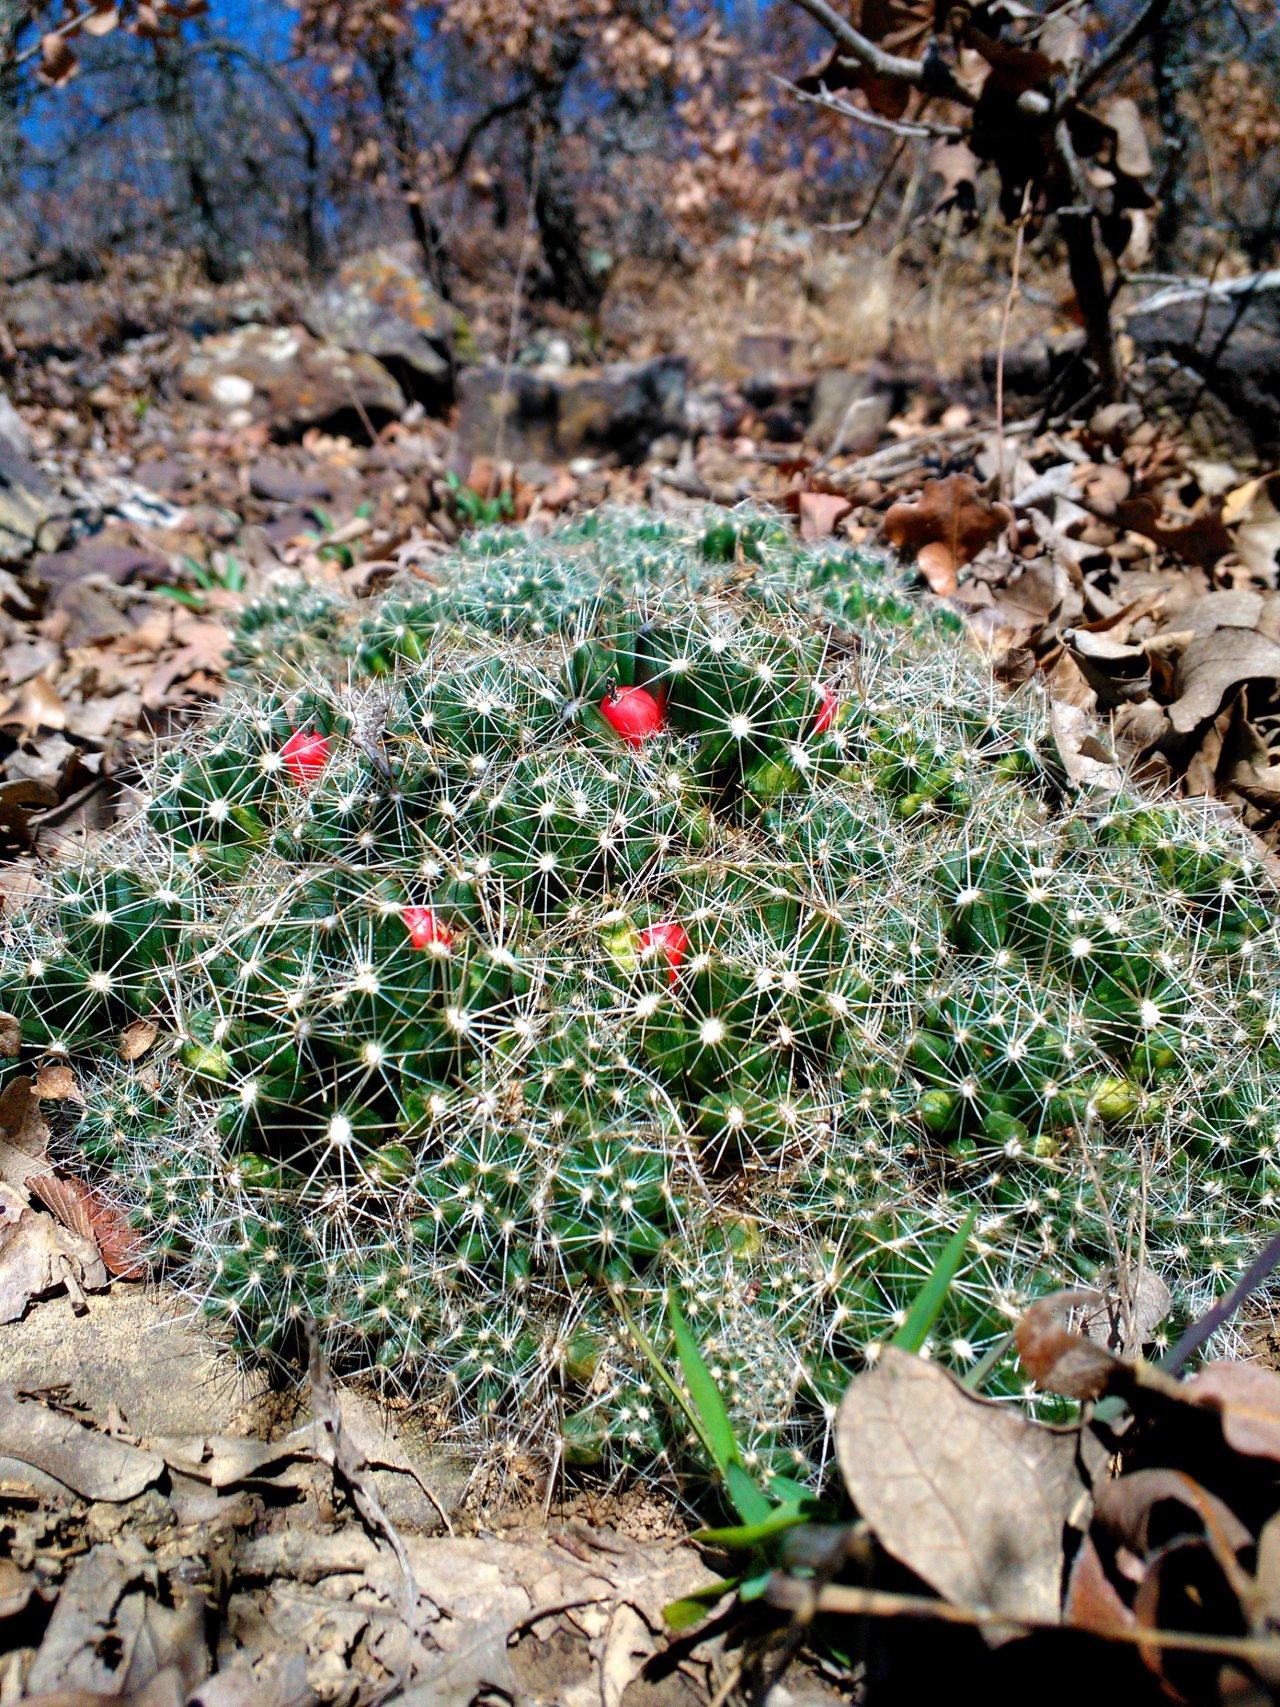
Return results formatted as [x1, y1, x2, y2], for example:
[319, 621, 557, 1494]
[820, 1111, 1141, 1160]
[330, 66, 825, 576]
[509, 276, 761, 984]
[2, 245, 1280, 1705]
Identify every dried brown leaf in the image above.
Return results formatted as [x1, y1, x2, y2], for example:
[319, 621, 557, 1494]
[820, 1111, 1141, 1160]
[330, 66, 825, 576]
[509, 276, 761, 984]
[83, 5, 120, 35]
[1168, 629, 1280, 735]
[1181, 1362, 1280, 1462]
[1224, 472, 1280, 583]
[884, 473, 1012, 569]
[798, 490, 852, 542]
[33, 1062, 81, 1101]
[0, 1182, 108, 1323]
[835, 1346, 1087, 1623]
[1064, 1532, 1137, 1636]
[1015, 1291, 1125, 1400]
[1064, 628, 1152, 708]
[37, 31, 79, 85]
[1049, 701, 1124, 791]
[120, 1019, 159, 1062]
[916, 539, 958, 594]
[0, 1381, 161, 1498]
[0, 1014, 20, 1058]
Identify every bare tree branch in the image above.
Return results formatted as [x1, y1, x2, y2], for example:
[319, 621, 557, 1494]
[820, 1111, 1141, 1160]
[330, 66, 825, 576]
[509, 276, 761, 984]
[789, 0, 931, 84]
[777, 74, 964, 141]
[789, 0, 975, 106]
[1075, 0, 1177, 101]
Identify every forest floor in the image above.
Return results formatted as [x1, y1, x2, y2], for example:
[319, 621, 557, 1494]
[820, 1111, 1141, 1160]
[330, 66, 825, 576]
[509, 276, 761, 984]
[1, 246, 1279, 1705]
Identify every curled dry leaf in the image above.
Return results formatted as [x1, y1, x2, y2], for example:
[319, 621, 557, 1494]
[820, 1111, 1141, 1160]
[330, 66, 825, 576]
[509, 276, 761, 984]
[1168, 629, 1280, 735]
[1223, 472, 1280, 583]
[1080, 1268, 1172, 1359]
[33, 1062, 81, 1101]
[0, 1014, 20, 1058]
[835, 1346, 1090, 1625]
[1180, 1362, 1280, 1463]
[1064, 628, 1152, 708]
[1049, 701, 1124, 792]
[1015, 1290, 1125, 1401]
[0, 1182, 108, 1323]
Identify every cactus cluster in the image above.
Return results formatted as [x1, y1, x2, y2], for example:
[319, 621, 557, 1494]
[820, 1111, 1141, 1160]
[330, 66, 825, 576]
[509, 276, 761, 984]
[3, 509, 1275, 1487]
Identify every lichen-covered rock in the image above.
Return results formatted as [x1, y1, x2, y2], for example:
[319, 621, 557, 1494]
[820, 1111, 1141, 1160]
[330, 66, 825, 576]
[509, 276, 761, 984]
[178, 323, 404, 432]
[4, 508, 1275, 1488]
[306, 247, 459, 390]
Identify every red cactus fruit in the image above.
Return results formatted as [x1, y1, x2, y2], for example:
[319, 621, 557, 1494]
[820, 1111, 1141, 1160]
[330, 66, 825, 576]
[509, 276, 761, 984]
[813, 686, 838, 735]
[401, 906, 454, 951]
[638, 920, 689, 985]
[600, 684, 665, 746]
[280, 728, 330, 785]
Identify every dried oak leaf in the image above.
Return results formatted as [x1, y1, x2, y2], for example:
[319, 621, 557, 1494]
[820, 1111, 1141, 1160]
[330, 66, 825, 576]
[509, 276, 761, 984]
[1168, 629, 1280, 735]
[1180, 1362, 1280, 1462]
[835, 1346, 1089, 1624]
[798, 490, 852, 543]
[884, 474, 1012, 575]
[1223, 472, 1280, 583]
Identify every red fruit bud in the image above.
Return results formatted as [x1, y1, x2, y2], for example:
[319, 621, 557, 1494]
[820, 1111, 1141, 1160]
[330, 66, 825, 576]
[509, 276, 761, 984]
[600, 684, 665, 747]
[813, 686, 838, 735]
[401, 906, 454, 952]
[638, 920, 689, 985]
[280, 728, 330, 785]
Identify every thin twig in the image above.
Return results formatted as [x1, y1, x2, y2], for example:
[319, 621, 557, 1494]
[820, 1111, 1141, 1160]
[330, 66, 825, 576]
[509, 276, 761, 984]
[7, 5, 104, 72]
[765, 1574, 1280, 1665]
[995, 183, 1033, 503]
[1074, 0, 1177, 101]
[777, 75, 963, 141]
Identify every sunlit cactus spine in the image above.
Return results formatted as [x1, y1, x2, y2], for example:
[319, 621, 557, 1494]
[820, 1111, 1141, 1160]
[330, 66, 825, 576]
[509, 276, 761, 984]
[4, 507, 1278, 1487]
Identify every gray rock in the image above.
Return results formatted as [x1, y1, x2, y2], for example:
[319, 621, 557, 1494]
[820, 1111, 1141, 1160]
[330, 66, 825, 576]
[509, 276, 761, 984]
[0, 391, 32, 457]
[0, 437, 72, 563]
[179, 322, 405, 433]
[1124, 270, 1280, 460]
[307, 246, 458, 391]
[808, 369, 891, 454]
[456, 355, 687, 466]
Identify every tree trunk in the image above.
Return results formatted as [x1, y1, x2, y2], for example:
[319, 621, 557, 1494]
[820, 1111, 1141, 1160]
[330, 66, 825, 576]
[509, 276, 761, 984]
[532, 131, 604, 312]
[157, 37, 232, 282]
[1060, 208, 1119, 400]
[1150, 14, 1187, 275]
[0, 0, 25, 205]
[368, 41, 451, 300]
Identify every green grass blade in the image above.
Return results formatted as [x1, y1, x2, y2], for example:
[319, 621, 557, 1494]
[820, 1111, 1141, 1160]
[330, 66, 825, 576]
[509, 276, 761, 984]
[890, 1206, 978, 1354]
[663, 1578, 739, 1631]
[693, 1506, 809, 1549]
[617, 1298, 718, 1466]
[724, 1462, 774, 1528]
[668, 1294, 741, 1477]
